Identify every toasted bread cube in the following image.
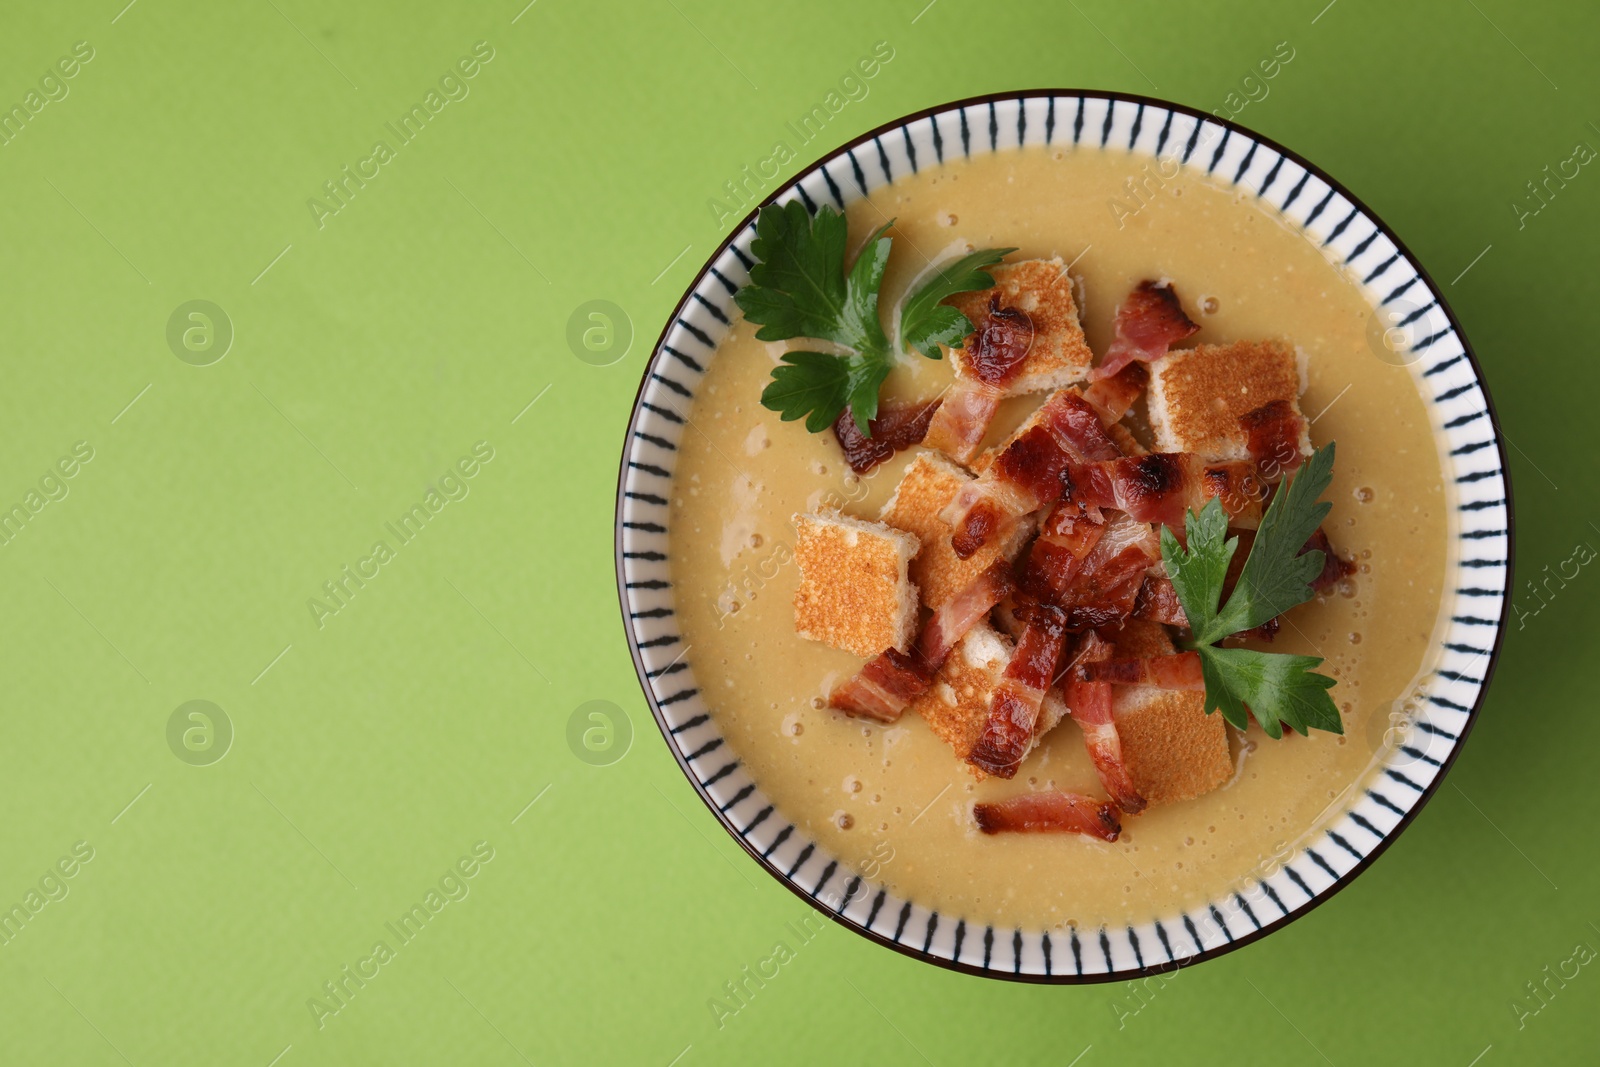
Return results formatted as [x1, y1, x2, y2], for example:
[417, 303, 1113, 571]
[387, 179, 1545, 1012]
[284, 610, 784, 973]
[1109, 621, 1233, 805]
[910, 623, 1067, 774]
[1146, 339, 1311, 462]
[880, 452, 1035, 610]
[946, 259, 1095, 396]
[792, 510, 920, 658]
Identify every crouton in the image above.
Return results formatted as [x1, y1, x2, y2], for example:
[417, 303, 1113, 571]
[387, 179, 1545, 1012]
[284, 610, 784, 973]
[946, 258, 1095, 396]
[879, 452, 1034, 610]
[792, 510, 920, 658]
[1146, 339, 1311, 462]
[1108, 621, 1233, 805]
[910, 623, 1067, 775]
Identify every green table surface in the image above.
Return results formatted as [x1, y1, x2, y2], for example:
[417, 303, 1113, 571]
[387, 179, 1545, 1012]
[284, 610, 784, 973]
[1, 1, 1593, 1063]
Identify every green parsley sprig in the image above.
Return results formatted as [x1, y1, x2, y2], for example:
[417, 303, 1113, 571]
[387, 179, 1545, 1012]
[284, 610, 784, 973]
[1160, 443, 1344, 739]
[735, 201, 1012, 435]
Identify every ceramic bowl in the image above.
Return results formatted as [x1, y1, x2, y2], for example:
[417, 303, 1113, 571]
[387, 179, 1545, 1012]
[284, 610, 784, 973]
[614, 91, 1511, 982]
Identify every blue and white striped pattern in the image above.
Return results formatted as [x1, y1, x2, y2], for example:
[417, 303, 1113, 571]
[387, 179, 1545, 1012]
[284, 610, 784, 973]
[615, 92, 1510, 982]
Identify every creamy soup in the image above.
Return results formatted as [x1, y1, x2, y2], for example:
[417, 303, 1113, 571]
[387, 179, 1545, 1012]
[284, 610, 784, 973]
[667, 146, 1450, 930]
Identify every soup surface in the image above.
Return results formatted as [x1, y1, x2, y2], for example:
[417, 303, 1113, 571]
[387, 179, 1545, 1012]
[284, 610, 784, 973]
[666, 146, 1450, 929]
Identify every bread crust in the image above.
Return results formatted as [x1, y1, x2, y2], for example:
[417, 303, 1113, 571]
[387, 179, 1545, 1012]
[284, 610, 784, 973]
[946, 259, 1095, 395]
[792, 510, 920, 657]
[1147, 339, 1311, 462]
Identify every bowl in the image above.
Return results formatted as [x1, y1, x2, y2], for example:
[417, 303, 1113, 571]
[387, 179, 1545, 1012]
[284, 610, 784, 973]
[614, 90, 1511, 981]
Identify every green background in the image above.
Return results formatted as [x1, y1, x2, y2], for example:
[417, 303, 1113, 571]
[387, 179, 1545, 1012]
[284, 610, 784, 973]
[0, 0, 1593, 1063]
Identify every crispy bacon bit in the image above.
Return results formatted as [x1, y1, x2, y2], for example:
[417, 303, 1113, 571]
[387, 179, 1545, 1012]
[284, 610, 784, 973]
[831, 399, 942, 474]
[827, 562, 1013, 722]
[1063, 632, 1146, 814]
[1054, 513, 1161, 630]
[967, 298, 1035, 384]
[825, 648, 925, 723]
[967, 605, 1070, 778]
[1304, 527, 1356, 592]
[943, 389, 1126, 559]
[921, 298, 1034, 463]
[1083, 651, 1204, 690]
[1239, 399, 1306, 482]
[1088, 280, 1200, 382]
[1081, 362, 1150, 423]
[972, 790, 1122, 840]
[1132, 576, 1189, 627]
[1019, 502, 1108, 604]
[1062, 453, 1264, 533]
[922, 380, 1004, 464]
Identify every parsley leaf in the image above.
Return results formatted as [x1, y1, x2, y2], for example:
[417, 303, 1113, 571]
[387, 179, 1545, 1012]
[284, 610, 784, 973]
[1205, 442, 1336, 641]
[898, 246, 1016, 359]
[1158, 495, 1238, 636]
[1198, 647, 1342, 738]
[759, 351, 850, 432]
[736, 201, 1009, 436]
[1160, 444, 1344, 739]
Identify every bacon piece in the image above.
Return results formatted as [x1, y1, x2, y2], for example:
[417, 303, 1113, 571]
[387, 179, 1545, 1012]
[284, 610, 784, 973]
[827, 562, 1013, 722]
[823, 648, 924, 722]
[965, 299, 1036, 384]
[1063, 631, 1146, 813]
[921, 381, 1003, 464]
[1304, 527, 1356, 592]
[921, 298, 1034, 463]
[1239, 399, 1306, 482]
[966, 605, 1070, 778]
[1083, 651, 1204, 690]
[830, 399, 942, 475]
[943, 389, 1126, 559]
[1088, 280, 1200, 382]
[1062, 453, 1264, 534]
[1082, 362, 1149, 422]
[972, 791, 1121, 840]
[1054, 513, 1162, 630]
[1131, 575, 1188, 627]
[1019, 502, 1107, 604]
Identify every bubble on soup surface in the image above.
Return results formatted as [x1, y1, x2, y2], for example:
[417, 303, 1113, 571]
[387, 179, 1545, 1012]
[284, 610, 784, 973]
[835, 811, 854, 830]
[1355, 486, 1374, 503]
[1201, 295, 1220, 315]
[810, 696, 824, 710]
[843, 775, 862, 794]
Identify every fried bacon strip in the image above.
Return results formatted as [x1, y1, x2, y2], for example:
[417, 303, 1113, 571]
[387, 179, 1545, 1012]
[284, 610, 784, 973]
[826, 562, 1013, 722]
[1239, 399, 1306, 483]
[943, 389, 1126, 559]
[1018, 502, 1108, 604]
[973, 791, 1121, 840]
[1081, 362, 1149, 423]
[1062, 453, 1264, 534]
[831, 399, 942, 475]
[1131, 575, 1189, 627]
[920, 383, 1001, 465]
[1063, 631, 1146, 814]
[966, 605, 1070, 778]
[1056, 511, 1158, 630]
[1083, 651, 1204, 690]
[922, 299, 1034, 463]
[1304, 527, 1356, 593]
[1087, 280, 1201, 382]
